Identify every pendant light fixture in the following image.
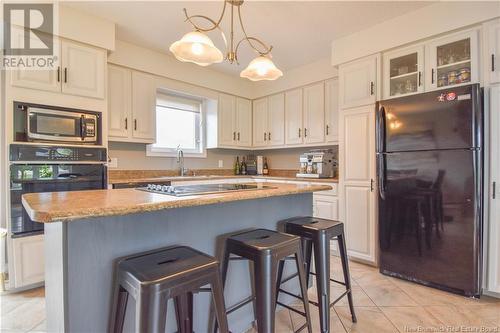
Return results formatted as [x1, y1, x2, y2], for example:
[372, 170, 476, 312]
[169, 0, 283, 81]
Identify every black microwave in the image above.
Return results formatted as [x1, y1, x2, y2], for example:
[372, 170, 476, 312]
[14, 102, 101, 144]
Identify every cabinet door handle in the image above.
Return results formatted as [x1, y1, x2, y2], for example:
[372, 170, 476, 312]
[233, 131, 236, 141]
[418, 71, 422, 86]
[64, 68, 67, 83]
[237, 132, 240, 141]
[370, 179, 374, 192]
[298, 128, 301, 138]
[431, 68, 435, 84]
[304, 128, 307, 138]
[264, 132, 267, 141]
[268, 132, 271, 141]
[57, 67, 60, 82]
[370, 81, 374, 95]
[134, 119, 137, 131]
[492, 54, 496, 72]
[326, 125, 329, 135]
[125, 118, 128, 130]
[494, 181, 497, 199]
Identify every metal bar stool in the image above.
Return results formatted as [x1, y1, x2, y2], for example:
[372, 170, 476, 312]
[214, 228, 312, 333]
[109, 245, 229, 333]
[276, 217, 357, 333]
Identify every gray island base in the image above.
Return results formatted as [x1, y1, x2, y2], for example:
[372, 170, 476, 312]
[44, 193, 312, 333]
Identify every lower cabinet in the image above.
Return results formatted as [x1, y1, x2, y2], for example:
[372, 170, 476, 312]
[11, 235, 45, 288]
[313, 194, 338, 220]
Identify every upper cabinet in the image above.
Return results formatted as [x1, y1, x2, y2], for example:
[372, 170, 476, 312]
[427, 29, 478, 91]
[485, 19, 500, 84]
[253, 94, 285, 148]
[325, 79, 339, 143]
[303, 83, 325, 144]
[285, 88, 303, 145]
[339, 54, 379, 109]
[383, 45, 424, 99]
[11, 39, 106, 99]
[218, 93, 252, 148]
[108, 66, 156, 143]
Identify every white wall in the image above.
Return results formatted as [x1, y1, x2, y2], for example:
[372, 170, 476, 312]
[331, 1, 500, 66]
[251, 57, 337, 98]
[108, 40, 255, 99]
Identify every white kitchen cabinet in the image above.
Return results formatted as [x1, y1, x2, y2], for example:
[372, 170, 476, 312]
[426, 29, 479, 90]
[339, 54, 378, 109]
[253, 98, 268, 147]
[285, 88, 303, 144]
[218, 94, 252, 148]
[252, 94, 285, 147]
[383, 45, 425, 99]
[108, 65, 132, 139]
[303, 82, 325, 144]
[485, 19, 500, 84]
[11, 38, 106, 99]
[487, 85, 500, 293]
[325, 79, 339, 143]
[11, 235, 45, 288]
[267, 94, 285, 146]
[236, 98, 252, 147]
[131, 71, 157, 142]
[339, 105, 377, 264]
[61, 40, 106, 99]
[313, 194, 339, 220]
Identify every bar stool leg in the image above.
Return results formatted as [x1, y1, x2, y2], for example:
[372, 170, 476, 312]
[313, 233, 331, 333]
[109, 285, 129, 333]
[275, 259, 285, 307]
[337, 232, 357, 323]
[175, 293, 193, 333]
[212, 248, 231, 333]
[210, 271, 229, 333]
[151, 294, 168, 333]
[301, 238, 313, 287]
[254, 255, 277, 333]
[295, 248, 313, 333]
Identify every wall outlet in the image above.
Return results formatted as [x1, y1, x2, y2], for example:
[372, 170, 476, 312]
[108, 157, 118, 168]
[218, 160, 223, 168]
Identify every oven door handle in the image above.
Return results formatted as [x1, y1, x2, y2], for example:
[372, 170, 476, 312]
[57, 173, 84, 178]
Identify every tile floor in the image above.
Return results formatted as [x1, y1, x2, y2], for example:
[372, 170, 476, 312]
[1, 256, 499, 333]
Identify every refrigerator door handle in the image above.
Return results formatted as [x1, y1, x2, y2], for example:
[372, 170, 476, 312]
[377, 153, 386, 200]
[376, 106, 386, 153]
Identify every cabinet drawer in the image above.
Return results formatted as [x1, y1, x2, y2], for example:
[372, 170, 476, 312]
[311, 182, 337, 196]
[313, 194, 339, 220]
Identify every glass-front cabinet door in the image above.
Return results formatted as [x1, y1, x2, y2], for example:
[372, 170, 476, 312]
[383, 45, 424, 99]
[427, 29, 479, 90]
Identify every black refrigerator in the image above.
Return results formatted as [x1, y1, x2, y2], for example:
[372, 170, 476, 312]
[376, 84, 483, 297]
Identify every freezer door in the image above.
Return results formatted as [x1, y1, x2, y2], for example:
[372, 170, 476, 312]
[376, 84, 481, 152]
[378, 149, 482, 296]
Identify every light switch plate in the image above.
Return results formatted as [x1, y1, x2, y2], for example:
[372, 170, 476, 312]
[108, 157, 118, 168]
[218, 160, 223, 168]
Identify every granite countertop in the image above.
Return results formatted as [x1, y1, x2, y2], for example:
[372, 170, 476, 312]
[22, 182, 332, 223]
[108, 175, 339, 185]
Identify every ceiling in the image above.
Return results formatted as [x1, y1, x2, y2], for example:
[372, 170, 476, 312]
[66, 1, 433, 75]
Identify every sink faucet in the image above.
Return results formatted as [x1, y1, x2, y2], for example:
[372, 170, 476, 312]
[176, 145, 187, 176]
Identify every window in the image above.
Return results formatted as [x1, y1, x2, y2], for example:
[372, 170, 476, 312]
[147, 93, 206, 157]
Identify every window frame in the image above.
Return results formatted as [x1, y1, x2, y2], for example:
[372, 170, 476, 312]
[146, 93, 207, 158]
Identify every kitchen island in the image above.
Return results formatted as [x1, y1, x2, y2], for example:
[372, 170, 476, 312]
[22, 182, 331, 333]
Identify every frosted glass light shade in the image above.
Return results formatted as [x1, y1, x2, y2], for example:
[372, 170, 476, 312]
[169, 31, 223, 66]
[240, 56, 283, 81]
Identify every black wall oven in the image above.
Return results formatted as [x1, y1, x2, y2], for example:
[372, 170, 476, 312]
[9, 145, 107, 237]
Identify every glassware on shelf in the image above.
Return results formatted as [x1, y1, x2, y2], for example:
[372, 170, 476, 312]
[447, 71, 459, 85]
[458, 68, 471, 83]
[438, 75, 448, 87]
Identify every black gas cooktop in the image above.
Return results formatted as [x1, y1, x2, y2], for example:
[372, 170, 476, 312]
[137, 183, 275, 196]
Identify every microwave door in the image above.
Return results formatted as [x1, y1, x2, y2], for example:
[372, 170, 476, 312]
[27, 108, 87, 142]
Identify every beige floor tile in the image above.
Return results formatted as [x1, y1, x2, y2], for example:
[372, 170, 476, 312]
[245, 307, 294, 333]
[30, 319, 46, 332]
[464, 295, 500, 306]
[380, 306, 443, 332]
[306, 284, 376, 308]
[289, 303, 346, 333]
[388, 277, 473, 306]
[336, 306, 398, 333]
[425, 304, 500, 329]
[0, 298, 45, 331]
[360, 280, 419, 307]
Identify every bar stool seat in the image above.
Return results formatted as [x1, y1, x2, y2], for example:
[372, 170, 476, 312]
[110, 245, 228, 333]
[216, 228, 312, 333]
[277, 217, 357, 333]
